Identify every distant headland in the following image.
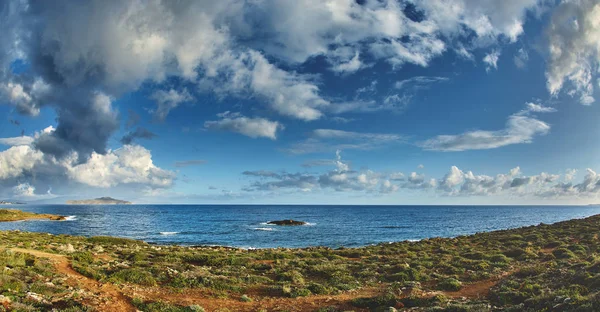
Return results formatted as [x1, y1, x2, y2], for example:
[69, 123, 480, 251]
[0, 200, 25, 205]
[0, 209, 66, 222]
[66, 197, 132, 205]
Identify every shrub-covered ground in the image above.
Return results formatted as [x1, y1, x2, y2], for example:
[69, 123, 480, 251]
[2, 214, 600, 311]
[0, 209, 65, 222]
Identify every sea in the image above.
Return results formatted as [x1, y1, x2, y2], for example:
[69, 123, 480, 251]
[1, 205, 599, 249]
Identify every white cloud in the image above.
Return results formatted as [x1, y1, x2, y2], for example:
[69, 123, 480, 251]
[245, 151, 395, 194]
[546, 0, 600, 105]
[287, 129, 404, 154]
[0, 145, 44, 180]
[422, 103, 551, 151]
[330, 51, 366, 74]
[483, 50, 501, 71]
[204, 111, 283, 140]
[151, 89, 193, 121]
[12, 183, 35, 197]
[66, 145, 175, 188]
[514, 48, 529, 69]
[0, 136, 34, 147]
[415, 0, 540, 42]
[394, 76, 449, 90]
[0, 125, 175, 195]
[565, 169, 578, 182]
[0, 0, 551, 160]
[524, 102, 557, 113]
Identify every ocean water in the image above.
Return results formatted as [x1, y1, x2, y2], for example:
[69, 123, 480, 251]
[1, 205, 599, 249]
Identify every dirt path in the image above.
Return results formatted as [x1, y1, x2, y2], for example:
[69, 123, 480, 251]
[125, 285, 382, 312]
[442, 270, 513, 299]
[9, 248, 136, 312]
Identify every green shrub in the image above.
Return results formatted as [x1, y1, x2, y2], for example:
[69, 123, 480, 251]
[240, 294, 252, 302]
[110, 268, 157, 286]
[514, 265, 545, 278]
[72, 262, 104, 280]
[553, 248, 576, 259]
[307, 282, 331, 295]
[88, 236, 139, 245]
[351, 293, 397, 309]
[489, 254, 510, 263]
[437, 278, 462, 291]
[290, 287, 312, 298]
[71, 251, 94, 264]
[544, 241, 563, 249]
[277, 270, 305, 284]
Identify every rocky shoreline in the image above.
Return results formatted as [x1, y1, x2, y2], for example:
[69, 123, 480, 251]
[0, 209, 67, 222]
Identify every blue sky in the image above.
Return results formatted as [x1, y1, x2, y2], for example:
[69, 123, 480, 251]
[1, 0, 600, 204]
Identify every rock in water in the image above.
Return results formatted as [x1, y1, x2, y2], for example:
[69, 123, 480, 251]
[267, 219, 307, 226]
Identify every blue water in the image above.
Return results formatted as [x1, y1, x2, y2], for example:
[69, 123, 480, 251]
[1, 205, 599, 248]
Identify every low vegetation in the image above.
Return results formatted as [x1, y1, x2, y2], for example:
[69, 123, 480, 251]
[2, 214, 600, 311]
[0, 209, 65, 222]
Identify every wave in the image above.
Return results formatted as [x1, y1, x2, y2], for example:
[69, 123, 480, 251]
[304, 222, 316, 226]
[159, 231, 179, 235]
[380, 225, 407, 229]
[64, 216, 77, 221]
[253, 227, 275, 231]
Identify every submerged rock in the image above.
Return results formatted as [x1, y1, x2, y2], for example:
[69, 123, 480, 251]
[267, 219, 307, 226]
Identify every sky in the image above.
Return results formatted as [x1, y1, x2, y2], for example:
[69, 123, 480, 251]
[1, 0, 600, 205]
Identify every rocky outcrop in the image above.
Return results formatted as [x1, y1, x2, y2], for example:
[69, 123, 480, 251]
[0, 209, 66, 222]
[267, 219, 307, 226]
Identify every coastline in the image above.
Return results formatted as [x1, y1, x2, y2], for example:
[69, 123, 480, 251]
[0, 208, 66, 222]
[2, 214, 600, 311]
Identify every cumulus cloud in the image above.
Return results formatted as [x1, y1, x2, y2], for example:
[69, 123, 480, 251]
[0, 135, 34, 147]
[0, 126, 175, 198]
[12, 183, 35, 197]
[204, 111, 283, 140]
[0, 145, 44, 180]
[66, 145, 175, 188]
[546, 0, 600, 105]
[240, 150, 600, 201]
[422, 103, 553, 151]
[565, 169, 578, 182]
[244, 150, 396, 194]
[286, 129, 404, 154]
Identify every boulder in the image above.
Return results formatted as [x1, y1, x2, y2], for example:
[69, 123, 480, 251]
[267, 219, 307, 226]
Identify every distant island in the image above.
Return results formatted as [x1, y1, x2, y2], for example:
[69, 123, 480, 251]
[0, 200, 25, 205]
[66, 197, 132, 205]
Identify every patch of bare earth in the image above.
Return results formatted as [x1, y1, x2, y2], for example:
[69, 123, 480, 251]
[124, 285, 382, 312]
[9, 248, 136, 312]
